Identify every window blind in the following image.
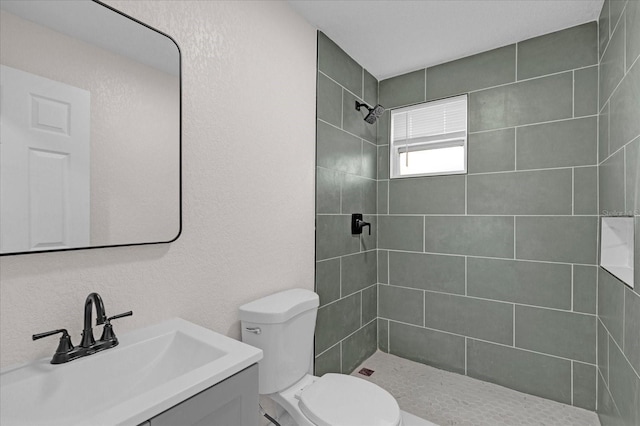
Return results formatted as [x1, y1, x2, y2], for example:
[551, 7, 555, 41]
[391, 94, 467, 144]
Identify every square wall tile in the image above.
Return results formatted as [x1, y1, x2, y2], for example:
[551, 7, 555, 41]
[467, 257, 571, 309]
[378, 215, 424, 252]
[389, 251, 465, 294]
[378, 285, 424, 326]
[424, 292, 513, 345]
[363, 69, 378, 106]
[467, 339, 572, 405]
[626, 137, 640, 213]
[516, 117, 597, 170]
[317, 72, 342, 127]
[515, 216, 598, 264]
[389, 175, 465, 214]
[627, 0, 640, 71]
[467, 169, 572, 215]
[389, 321, 465, 374]
[469, 72, 573, 132]
[598, 267, 625, 346]
[624, 288, 640, 375]
[316, 167, 342, 214]
[599, 102, 610, 162]
[610, 60, 640, 154]
[599, 0, 610, 59]
[515, 305, 596, 363]
[467, 128, 515, 174]
[574, 66, 598, 117]
[573, 265, 597, 314]
[379, 69, 426, 109]
[574, 166, 598, 215]
[378, 250, 389, 284]
[377, 180, 388, 215]
[426, 45, 515, 100]
[599, 19, 625, 107]
[315, 292, 361, 353]
[341, 321, 377, 374]
[598, 319, 610, 385]
[341, 251, 377, 297]
[599, 149, 626, 215]
[362, 285, 377, 324]
[573, 362, 597, 410]
[318, 32, 362, 97]
[378, 318, 389, 353]
[317, 120, 362, 175]
[517, 22, 597, 80]
[424, 216, 515, 258]
[315, 343, 341, 376]
[316, 258, 340, 306]
[316, 214, 361, 260]
[608, 338, 640, 426]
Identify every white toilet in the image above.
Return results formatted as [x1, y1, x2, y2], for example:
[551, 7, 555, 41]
[239, 288, 434, 426]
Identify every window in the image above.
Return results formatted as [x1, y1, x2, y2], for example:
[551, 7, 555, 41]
[390, 94, 468, 178]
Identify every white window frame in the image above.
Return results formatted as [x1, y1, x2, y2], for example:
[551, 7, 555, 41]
[390, 94, 468, 179]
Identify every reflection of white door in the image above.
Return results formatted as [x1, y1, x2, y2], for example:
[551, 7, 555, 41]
[0, 65, 90, 253]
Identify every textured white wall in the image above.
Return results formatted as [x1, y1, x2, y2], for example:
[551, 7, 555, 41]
[0, 0, 316, 368]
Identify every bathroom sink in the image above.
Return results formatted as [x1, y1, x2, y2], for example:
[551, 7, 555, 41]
[0, 318, 263, 426]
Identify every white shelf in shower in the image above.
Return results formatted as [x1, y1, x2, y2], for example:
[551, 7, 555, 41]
[600, 217, 634, 288]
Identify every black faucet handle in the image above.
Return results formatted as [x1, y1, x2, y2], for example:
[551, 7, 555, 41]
[100, 311, 133, 342]
[33, 329, 74, 354]
[107, 311, 133, 322]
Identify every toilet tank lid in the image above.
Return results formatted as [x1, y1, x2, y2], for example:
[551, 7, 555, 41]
[239, 288, 319, 324]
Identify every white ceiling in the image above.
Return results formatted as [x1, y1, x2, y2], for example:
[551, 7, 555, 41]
[288, 0, 604, 81]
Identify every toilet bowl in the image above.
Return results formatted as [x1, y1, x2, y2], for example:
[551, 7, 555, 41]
[239, 289, 433, 426]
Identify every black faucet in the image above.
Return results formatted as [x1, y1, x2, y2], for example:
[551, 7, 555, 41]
[32, 292, 132, 364]
[351, 213, 371, 235]
[80, 292, 107, 348]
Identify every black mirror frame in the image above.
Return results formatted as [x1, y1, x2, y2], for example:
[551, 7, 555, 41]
[1, 0, 182, 256]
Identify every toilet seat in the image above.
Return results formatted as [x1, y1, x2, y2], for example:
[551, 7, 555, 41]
[298, 374, 402, 426]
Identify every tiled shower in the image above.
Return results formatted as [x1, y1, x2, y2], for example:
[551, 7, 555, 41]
[315, 1, 639, 425]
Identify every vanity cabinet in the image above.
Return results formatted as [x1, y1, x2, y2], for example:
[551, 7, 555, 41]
[144, 364, 259, 426]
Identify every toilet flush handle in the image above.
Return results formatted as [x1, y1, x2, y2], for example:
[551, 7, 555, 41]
[245, 327, 261, 335]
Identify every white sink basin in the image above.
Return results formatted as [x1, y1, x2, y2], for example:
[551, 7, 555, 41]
[0, 318, 263, 426]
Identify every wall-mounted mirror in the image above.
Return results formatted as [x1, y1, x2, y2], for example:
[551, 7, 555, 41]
[0, 0, 181, 255]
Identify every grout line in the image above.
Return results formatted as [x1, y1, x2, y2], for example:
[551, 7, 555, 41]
[385, 284, 596, 316]
[464, 256, 468, 296]
[469, 65, 595, 95]
[464, 175, 468, 215]
[384, 318, 599, 365]
[599, 318, 640, 381]
[376, 248, 598, 267]
[571, 265, 574, 311]
[319, 70, 370, 107]
[572, 168, 575, 215]
[341, 88, 344, 129]
[515, 43, 518, 81]
[464, 336, 468, 375]
[513, 216, 517, 259]
[468, 114, 598, 135]
[339, 257, 343, 298]
[514, 128, 518, 169]
[512, 304, 516, 347]
[571, 361, 574, 406]
[317, 118, 377, 146]
[601, 53, 640, 110]
[572, 70, 575, 118]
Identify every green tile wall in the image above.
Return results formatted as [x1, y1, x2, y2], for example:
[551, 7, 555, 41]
[598, 2, 640, 423]
[377, 22, 600, 410]
[315, 32, 378, 375]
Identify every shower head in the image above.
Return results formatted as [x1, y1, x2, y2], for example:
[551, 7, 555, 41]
[355, 101, 385, 124]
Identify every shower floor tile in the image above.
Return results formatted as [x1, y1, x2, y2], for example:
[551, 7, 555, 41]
[351, 351, 600, 426]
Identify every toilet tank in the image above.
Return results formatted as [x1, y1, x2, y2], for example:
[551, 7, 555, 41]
[239, 289, 319, 395]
